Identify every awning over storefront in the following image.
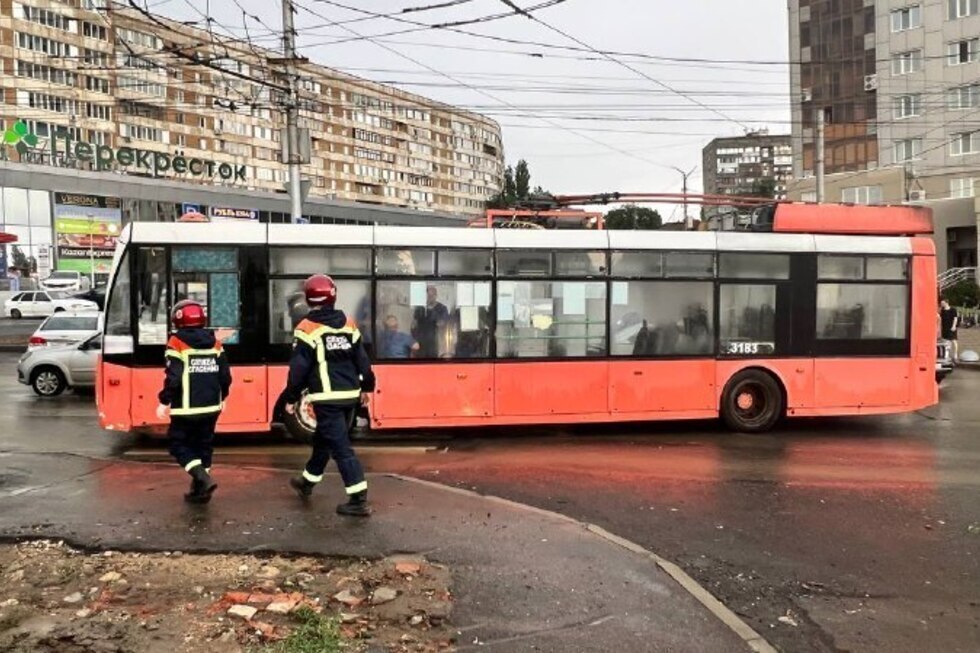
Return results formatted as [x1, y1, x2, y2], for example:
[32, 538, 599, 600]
[0, 232, 18, 244]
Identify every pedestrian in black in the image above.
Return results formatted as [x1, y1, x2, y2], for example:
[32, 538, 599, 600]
[157, 300, 232, 503]
[283, 274, 376, 517]
[940, 299, 960, 362]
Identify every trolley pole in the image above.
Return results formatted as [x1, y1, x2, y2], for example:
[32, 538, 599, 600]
[281, 0, 303, 224]
[816, 109, 825, 203]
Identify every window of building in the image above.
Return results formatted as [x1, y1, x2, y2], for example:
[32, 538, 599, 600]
[948, 0, 979, 19]
[841, 185, 883, 204]
[894, 94, 921, 119]
[948, 84, 980, 110]
[950, 131, 980, 156]
[948, 38, 980, 65]
[16, 61, 76, 87]
[82, 22, 108, 40]
[894, 138, 922, 162]
[891, 5, 922, 31]
[17, 3, 73, 31]
[16, 32, 75, 57]
[951, 177, 976, 198]
[85, 76, 110, 94]
[609, 281, 713, 356]
[116, 27, 162, 49]
[117, 75, 166, 98]
[86, 103, 111, 121]
[891, 50, 923, 75]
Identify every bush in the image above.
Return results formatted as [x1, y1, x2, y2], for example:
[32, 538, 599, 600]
[942, 280, 980, 309]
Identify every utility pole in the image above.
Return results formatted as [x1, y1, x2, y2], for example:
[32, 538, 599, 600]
[281, 0, 302, 223]
[815, 108, 825, 203]
[672, 165, 698, 230]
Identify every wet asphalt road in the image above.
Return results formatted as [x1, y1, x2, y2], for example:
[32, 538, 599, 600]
[1, 351, 978, 653]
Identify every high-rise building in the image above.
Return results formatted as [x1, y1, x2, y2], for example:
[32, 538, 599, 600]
[702, 131, 793, 199]
[788, 0, 980, 205]
[0, 0, 504, 216]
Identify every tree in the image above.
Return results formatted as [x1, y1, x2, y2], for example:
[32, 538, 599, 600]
[487, 160, 550, 209]
[750, 178, 778, 199]
[10, 245, 29, 271]
[943, 280, 980, 308]
[604, 204, 663, 230]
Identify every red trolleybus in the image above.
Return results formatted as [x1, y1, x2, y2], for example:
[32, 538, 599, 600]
[97, 202, 937, 437]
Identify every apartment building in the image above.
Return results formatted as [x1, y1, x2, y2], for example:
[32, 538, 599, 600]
[702, 131, 793, 199]
[0, 0, 504, 216]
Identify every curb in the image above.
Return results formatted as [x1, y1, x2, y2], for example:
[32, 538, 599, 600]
[389, 473, 778, 653]
[0, 345, 25, 353]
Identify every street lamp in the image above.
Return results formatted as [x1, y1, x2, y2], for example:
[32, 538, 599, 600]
[671, 166, 699, 231]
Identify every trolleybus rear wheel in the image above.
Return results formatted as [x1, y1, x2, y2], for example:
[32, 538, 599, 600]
[721, 369, 783, 433]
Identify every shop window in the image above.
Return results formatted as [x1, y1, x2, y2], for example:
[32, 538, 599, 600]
[375, 280, 492, 359]
[496, 281, 606, 358]
[610, 281, 713, 356]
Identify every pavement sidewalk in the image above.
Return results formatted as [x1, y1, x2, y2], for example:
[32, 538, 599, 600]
[0, 452, 756, 652]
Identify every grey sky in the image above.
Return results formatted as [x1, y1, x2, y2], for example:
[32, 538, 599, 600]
[156, 0, 790, 220]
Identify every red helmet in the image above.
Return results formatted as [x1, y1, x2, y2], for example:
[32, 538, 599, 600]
[172, 300, 207, 329]
[304, 274, 337, 307]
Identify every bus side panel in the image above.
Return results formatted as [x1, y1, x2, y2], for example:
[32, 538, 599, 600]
[221, 366, 268, 425]
[373, 363, 493, 422]
[98, 362, 133, 431]
[716, 359, 814, 410]
[813, 359, 910, 409]
[910, 250, 939, 410]
[495, 361, 609, 417]
[129, 366, 268, 427]
[268, 365, 289, 420]
[608, 360, 715, 413]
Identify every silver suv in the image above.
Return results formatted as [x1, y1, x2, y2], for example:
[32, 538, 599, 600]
[17, 333, 101, 397]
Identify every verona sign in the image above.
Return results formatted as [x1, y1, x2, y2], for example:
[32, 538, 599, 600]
[1, 120, 247, 181]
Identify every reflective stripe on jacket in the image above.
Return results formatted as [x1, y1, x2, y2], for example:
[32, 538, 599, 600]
[160, 332, 232, 417]
[283, 309, 376, 406]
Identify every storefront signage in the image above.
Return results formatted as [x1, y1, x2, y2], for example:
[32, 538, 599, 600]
[2, 120, 247, 182]
[209, 206, 258, 221]
[53, 192, 121, 276]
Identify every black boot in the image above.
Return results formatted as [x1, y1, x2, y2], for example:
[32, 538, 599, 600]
[185, 466, 217, 504]
[289, 476, 315, 498]
[336, 490, 370, 517]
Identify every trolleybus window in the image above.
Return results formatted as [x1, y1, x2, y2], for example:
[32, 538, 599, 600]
[816, 255, 909, 342]
[267, 247, 372, 345]
[496, 250, 552, 277]
[105, 251, 131, 337]
[610, 252, 663, 278]
[437, 250, 493, 276]
[719, 285, 777, 356]
[718, 253, 790, 279]
[172, 247, 240, 343]
[610, 281, 713, 356]
[664, 252, 714, 278]
[135, 247, 168, 345]
[377, 248, 435, 276]
[555, 251, 607, 277]
[496, 280, 607, 358]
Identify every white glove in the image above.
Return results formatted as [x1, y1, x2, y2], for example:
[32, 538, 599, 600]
[155, 404, 169, 420]
[285, 403, 296, 415]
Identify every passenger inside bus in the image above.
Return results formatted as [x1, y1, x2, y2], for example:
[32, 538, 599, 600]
[378, 315, 418, 359]
[412, 285, 449, 358]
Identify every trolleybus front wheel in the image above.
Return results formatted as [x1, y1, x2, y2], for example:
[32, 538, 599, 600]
[721, 369, 784, 433]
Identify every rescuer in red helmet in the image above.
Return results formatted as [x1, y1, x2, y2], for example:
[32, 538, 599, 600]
[282, 274, 376, 516]
[156, 299, 232, 504]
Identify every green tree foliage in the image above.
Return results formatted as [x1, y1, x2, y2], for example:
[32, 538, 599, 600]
[487, 159, 547, 209]
[604, 204, 663, 230]
[750, 178, 778, 199]
[943, 280, 980, 308]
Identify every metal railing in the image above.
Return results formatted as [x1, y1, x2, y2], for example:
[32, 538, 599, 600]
[938, 267, 977, 291]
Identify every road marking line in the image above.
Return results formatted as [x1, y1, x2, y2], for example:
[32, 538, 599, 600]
[390, 473, 777, 653]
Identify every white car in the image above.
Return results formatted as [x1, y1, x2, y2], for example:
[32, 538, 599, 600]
[28, 312, 101, 349]
[17, 333, 101, 396]
[4, 291, 99, 319]
[40, 270, 89, 293]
